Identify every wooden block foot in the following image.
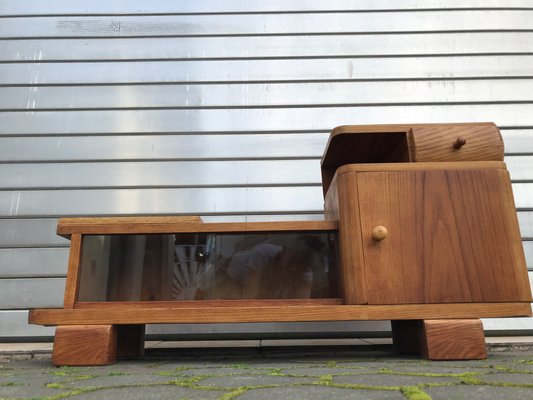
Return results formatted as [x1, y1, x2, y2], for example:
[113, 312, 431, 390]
[52, 325, 117, 366]
[117, 324, 145, 359]
[392, 319, 487, 360]
[420, 319, 487, 360]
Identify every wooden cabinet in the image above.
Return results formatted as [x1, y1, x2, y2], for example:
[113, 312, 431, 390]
[322, 122, 531, 360]
[325, 162, 531, 306]
[28, 122, 532, 365]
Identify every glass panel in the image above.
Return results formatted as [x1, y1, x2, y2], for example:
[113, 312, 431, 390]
[77, 232, 339, 302]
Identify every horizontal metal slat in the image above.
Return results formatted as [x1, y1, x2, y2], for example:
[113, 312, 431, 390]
[0, 130, 528, 162]
[0, 310, 55, 338]
[504, 157, 533, 181]
[0, 183, 531, 218]
[2, 56, 533, 85]
[512, 184, 533, 209]
[0, 247, 68, 277]
[0, 277, 64, 309]
[524, 242, 533, 269]
[0, 215, 328, 248]
[1, 0, 532, 16]
[0, 218, 65, 246]
[482, 315, 533, 331]
[0, 210, 530, 244]
[3, 33, 533, 62]
[0, 133, 329, 162]
[0, 187, 325, 217]
[1, 12, 532, 39]
[0, 160, 321, 188]
[0, 130, 528, 163]
[518, 213, 533, 238]
[502, 129, 533, 154]
[1, 105, 532, 135]
[0, 158, 531, 189]
[2, 80, 533, 110]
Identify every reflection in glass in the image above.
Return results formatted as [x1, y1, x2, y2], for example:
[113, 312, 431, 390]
[77, 232, 339, 302]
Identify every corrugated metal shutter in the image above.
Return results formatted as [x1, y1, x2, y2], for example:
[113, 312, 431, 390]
[0, 0, 532, 338]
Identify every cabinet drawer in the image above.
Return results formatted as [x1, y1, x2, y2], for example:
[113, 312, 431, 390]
[411, 123, 503, 162]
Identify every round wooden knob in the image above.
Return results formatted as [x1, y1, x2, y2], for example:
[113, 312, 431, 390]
[372, 226, 389, 241]
[453, 137, 467, 149]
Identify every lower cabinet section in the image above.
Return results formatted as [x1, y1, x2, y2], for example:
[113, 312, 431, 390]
[326, 162, 532, 306]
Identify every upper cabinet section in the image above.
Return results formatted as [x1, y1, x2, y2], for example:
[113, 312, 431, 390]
[321, 122, 504, 195]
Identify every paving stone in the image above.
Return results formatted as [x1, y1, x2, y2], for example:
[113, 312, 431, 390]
[386, 364, 490, 376]
[156, 365, 276, 378]
[426, 384, 533, 400]
[335, 358, 426, 368]
[237, 385, 405, 399]
[479, 372, 533, 385]
[334, 373, 460, 387]
[2, 347, 533, 399]
[0, 382, 71, 398]
[244, 360, 330, 369]
[510, 363, 533, 372]
[278, 366, 369, 377]
[1, 372, 86, 389]
[199, 373, 316, 388]
[67, 385, 227, 400]
[60, 372, 174, 388]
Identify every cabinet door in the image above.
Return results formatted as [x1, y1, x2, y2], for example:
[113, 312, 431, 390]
[357, 168, 531, 305]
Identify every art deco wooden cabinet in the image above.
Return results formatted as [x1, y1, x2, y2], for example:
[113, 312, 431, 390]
[29, 123, 532, 365]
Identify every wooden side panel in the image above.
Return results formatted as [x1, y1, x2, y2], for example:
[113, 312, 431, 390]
[52, 325, 117, 366]
[62, 234, 82, 308]
[328, 171, 368, 304]
[357, 168, 531, 304]
[420, 319, 487, 360]
[411, 123, 503, 162]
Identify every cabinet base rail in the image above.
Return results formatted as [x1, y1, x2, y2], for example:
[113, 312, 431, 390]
[30, 302, 531, 326]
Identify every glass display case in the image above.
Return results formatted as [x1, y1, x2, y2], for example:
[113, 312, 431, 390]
[77, 232, 339, 302]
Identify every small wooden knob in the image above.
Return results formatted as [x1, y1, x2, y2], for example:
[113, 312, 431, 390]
[372, 226, 389, 241]
[453, 137, 467, 149]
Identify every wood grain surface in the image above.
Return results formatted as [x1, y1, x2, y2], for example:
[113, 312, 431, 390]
[356, 167, 531, 304]
[332, 171, 368, 304]
[57, 218, 338, 236]
[29, 302, 532, 326]
[420, 319, 488, 360]
[52, 325, 117, 366]
[62, 234, 82, 308]
[411, 123, 503, 162]
[74, 298, 343, 309]
[320, 123, 503, 193]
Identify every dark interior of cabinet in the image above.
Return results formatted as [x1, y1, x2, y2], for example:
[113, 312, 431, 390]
[321, 131, 411, 195]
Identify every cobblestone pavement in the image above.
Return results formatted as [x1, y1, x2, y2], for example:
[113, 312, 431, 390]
[1, 346, 533, 399]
